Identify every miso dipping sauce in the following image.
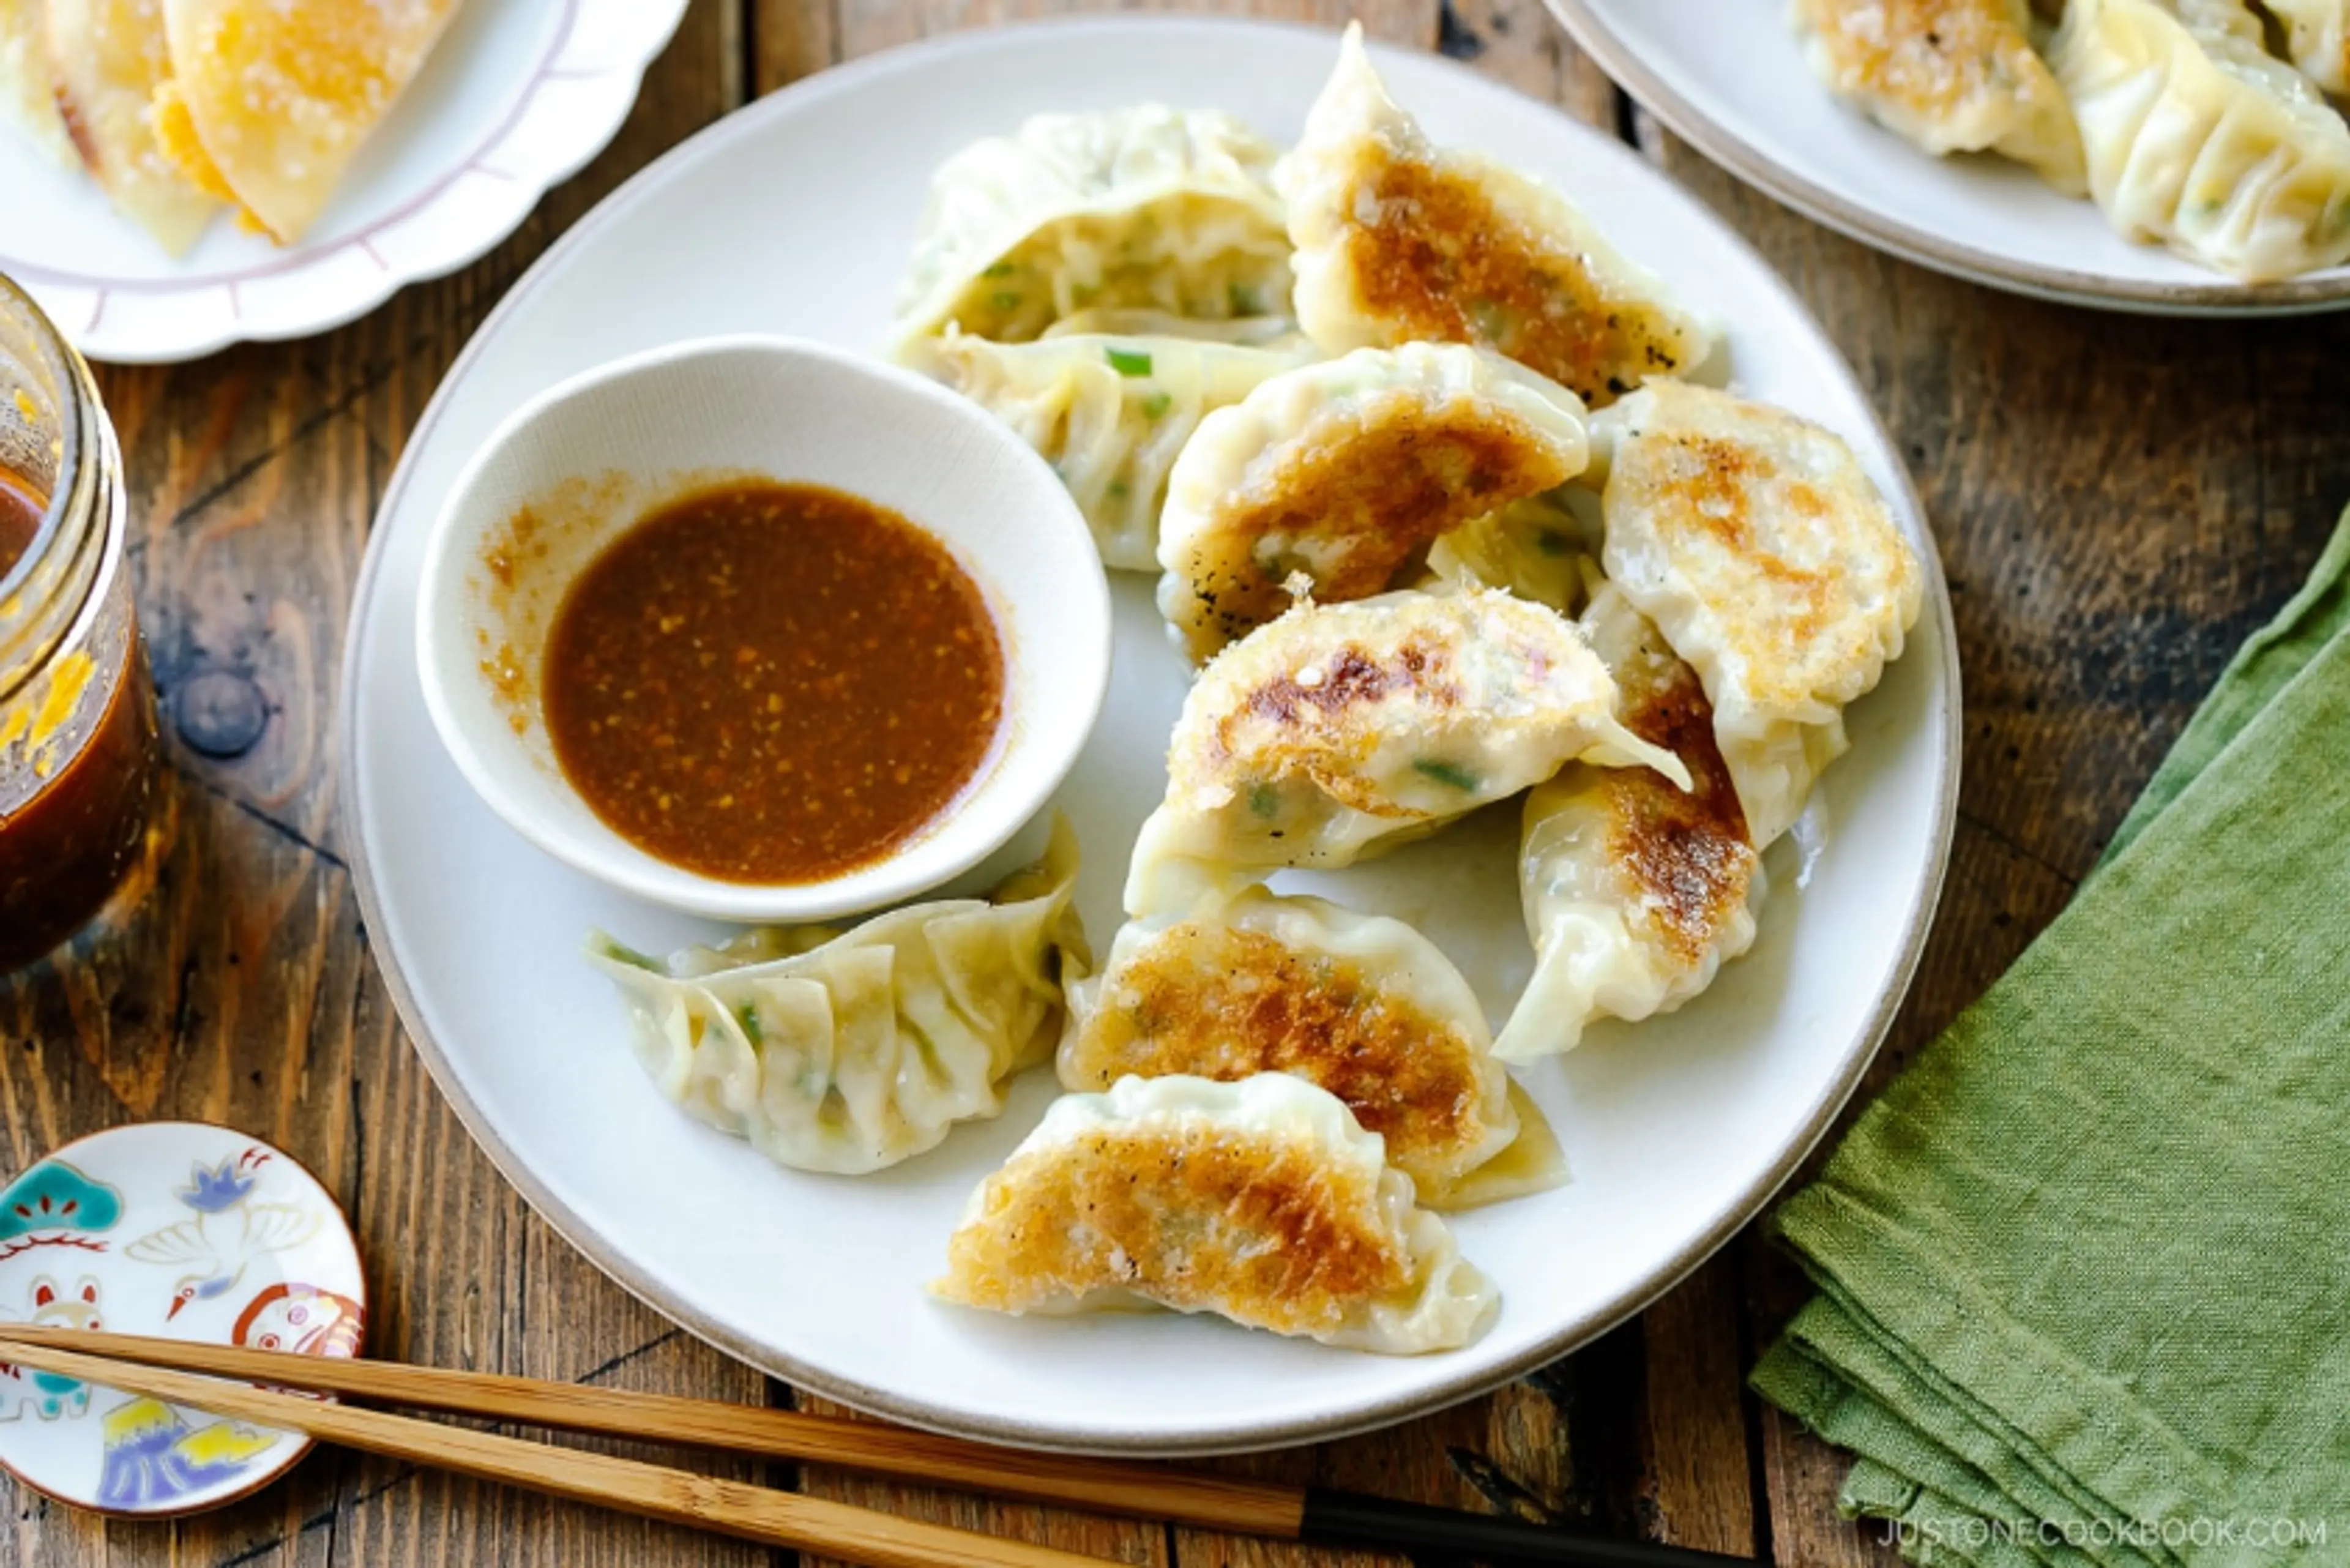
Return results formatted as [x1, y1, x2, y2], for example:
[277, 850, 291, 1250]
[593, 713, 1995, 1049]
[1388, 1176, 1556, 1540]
[541, 481, 1007, 884]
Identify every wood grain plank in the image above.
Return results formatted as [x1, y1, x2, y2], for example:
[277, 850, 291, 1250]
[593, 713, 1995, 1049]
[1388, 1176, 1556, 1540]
[761, 0, 1440, 81]
[1, 0, 2337, 1559]
[1636, 1255, 1758, 1557]
[1162, 1383, 1565, 1568]
[1452, 13, 1767, 1564]
[1632, 100, 2350, 1564]
[0, 4, 769, 1566]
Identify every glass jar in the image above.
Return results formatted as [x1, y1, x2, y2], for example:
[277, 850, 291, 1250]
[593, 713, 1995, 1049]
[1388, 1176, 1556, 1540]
[0, 273, 161, 971]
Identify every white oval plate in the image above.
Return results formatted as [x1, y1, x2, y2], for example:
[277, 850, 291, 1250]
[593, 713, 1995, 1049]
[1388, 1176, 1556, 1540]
[339, 17, 1960, 1455]
[0, 0, 688, 364]
[1551, 0, 2350, 316]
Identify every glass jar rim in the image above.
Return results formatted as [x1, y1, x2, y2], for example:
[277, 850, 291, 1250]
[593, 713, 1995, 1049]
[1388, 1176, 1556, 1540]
[0, 272, 89, 605]
[0, 271, 112, 712]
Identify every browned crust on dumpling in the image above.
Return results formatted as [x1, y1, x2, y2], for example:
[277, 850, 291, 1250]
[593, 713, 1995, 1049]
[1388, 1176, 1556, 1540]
[1169, 410, 1576, 659]
[1612, 427, 1884, 707]
[1656, 434, 1840, 616]
[1236, 635, 1456, 729]
[1603, 640, 1756, 966]
[1341, 146, 1695, 407]
[1796, 0, 2047, 124]
[939, 1124, 1412, 1337]
[1069, 923, 1495, 1187]
[1211, 637, 1458, 814]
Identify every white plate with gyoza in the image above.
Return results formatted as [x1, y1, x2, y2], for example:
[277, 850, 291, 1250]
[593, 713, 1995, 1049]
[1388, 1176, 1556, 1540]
[341, 17, 1960, 1454]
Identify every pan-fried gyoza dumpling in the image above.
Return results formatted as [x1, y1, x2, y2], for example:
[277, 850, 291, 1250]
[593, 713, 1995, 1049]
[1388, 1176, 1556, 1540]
[1791, 0, 2087, 195]
[2263, 0, 2350, 95]
[1155, 343, 1589, 661]
[909, 327, 1308, 572]
[153, 0, 463, 244]
[890, 106, 1293, 355]
[1124, 588, 1691, 915]
[1492, 583, 1763, 1062]
[1275, 23, 1715, 408]
[1592, 381, 1922, 850]
[1061, 887, 1565, 1208]
[1, 0, 75, 168]
[934, 1072, 1498, 1353]
[2050, 0, 2350, 281]
[584, 818, 1088, 1176]
[45, 0, 218, 253]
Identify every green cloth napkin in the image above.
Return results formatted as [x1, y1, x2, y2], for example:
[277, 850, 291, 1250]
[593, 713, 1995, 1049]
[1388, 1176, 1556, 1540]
[1751, 510, 2350, 1568]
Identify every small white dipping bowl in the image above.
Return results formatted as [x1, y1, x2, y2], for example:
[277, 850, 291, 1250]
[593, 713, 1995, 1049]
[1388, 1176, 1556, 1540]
[414, 335, 1111, 922]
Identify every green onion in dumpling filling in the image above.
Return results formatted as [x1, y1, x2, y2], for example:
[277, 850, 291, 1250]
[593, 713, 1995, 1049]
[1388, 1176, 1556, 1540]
[1412, 758, 1482, 792]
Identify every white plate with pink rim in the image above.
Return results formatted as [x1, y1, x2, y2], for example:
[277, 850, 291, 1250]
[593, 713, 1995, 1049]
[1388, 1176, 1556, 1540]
[337, 18, 1961, 1455]
[1548, 0, 2350, 316]
[0, 0, 688, 365]
[0, 1122, 365, 1515]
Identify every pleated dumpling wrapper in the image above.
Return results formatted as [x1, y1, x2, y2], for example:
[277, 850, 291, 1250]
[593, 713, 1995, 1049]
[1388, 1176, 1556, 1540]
[584, 817, 1088, 1177]
[1493, 580, 1763, 1062]
[154, 0, 465, 244]
[46, 0, 218, 253]
[1417, 490, 1592, 616]
[2050, 0, 2350, 282]
[1122, 586, 1692, 916]
[908, 327, 1309, 573]
[1791, 0, 2087, 195]
[934, 1072, 1498, 1353]
[1276, 22, 1715, 409]
[1155, 342, 1591, 662]
[1, 0, 76, 168]
[889, 105, 1293, 354]
[1591, 379, 1923, 851]
[1061, 886, 1565, 1209]
[2262, 0, 2350, 95]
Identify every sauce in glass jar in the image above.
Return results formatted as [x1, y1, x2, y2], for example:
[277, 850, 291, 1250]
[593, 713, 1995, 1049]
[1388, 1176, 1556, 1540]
[0, 472, 35, 574]
[0, 279, 162, 971]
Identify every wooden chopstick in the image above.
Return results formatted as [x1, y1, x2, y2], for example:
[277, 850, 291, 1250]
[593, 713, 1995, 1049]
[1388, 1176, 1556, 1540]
[0, 1337, 1116, 1568]
[0, 1324, 1297, 1532]
[0, 1326, 1752, 1567]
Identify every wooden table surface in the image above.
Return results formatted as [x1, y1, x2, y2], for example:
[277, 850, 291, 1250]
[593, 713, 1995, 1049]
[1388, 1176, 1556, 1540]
[4, 1, 2346, 1563]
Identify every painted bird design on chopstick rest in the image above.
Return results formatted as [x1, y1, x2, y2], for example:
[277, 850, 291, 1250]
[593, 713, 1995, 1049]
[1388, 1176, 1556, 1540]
[125, 1149, 321, 1323]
